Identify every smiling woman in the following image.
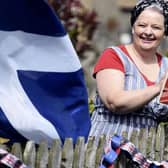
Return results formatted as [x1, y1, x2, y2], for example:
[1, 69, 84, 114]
[133, 8, 164, 49]
[89, 0, 168, 144]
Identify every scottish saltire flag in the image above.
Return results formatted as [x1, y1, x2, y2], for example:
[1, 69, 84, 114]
[0, 0, 91, 145]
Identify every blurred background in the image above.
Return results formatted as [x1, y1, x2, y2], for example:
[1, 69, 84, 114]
[48, 0, 168, 99]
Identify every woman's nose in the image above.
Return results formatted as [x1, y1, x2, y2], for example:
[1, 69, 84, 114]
[144, 27, 153, 36]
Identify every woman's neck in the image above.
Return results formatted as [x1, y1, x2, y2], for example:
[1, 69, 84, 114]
[128, 44, 157, 63]
[125, 43, 160, 82]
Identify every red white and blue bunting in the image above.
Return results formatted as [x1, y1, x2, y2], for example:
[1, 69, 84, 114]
[99, 135, 168, 168]
[0, 148, 28, 168]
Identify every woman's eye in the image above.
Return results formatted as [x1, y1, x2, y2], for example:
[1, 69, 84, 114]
[152, 26, 161, 30]
[138, 24, 145, 27]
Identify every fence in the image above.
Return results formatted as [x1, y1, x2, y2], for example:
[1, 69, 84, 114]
[1, 122, 168, 168]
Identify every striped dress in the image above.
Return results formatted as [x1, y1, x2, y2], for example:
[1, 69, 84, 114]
[89, 46, 168, 141]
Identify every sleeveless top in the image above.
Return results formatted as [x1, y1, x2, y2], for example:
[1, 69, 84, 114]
[89, 46, 168, 140]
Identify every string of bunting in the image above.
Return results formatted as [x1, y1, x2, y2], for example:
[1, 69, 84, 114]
[99, 135, 168, 168]
[0, 148, 28, 168]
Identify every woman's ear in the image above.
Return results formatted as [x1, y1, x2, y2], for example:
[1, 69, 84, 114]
[132, 28, 134, 34]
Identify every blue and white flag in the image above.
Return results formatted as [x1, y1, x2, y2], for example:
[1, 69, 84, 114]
[0, 0, 91, 145]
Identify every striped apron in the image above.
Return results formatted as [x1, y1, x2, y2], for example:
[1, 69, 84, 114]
[89, 46, 168, 141]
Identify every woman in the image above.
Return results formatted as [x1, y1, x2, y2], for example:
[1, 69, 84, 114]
[89, 0, 168, 141]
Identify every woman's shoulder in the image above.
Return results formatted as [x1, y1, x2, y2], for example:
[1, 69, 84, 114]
[156, 52, 168, 71]
[157, 52, 168, 63]
[93, 45, 126, 77]
[100, 45, 127, 58]
[99, 44, 128, 60]
[106, 44, 126, 51]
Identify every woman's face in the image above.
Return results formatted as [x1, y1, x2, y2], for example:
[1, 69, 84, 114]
[132, 8, 165, 51]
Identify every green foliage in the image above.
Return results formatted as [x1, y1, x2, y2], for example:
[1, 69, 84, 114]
[48, 0, 99, 58]
[88, 98, 95, 115]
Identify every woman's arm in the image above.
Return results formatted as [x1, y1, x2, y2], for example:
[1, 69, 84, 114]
[96, 69, 163, 114]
